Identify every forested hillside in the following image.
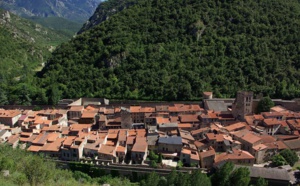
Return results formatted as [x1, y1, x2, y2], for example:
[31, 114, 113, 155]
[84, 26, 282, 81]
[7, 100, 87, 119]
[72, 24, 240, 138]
[35, 0, 300, 101]
[0, 9, 71, 105]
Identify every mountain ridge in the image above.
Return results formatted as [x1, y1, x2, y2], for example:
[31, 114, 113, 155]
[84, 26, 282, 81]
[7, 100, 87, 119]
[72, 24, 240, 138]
[0, 0, 103, 23]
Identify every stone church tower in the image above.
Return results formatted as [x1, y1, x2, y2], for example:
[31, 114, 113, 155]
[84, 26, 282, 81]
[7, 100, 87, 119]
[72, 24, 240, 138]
[232, 91, 253, 120]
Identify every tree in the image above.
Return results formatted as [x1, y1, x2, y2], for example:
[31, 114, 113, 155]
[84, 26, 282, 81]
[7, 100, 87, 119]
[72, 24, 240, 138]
[148, 150, 158, 161]
[229, 167, 250, 186]
[257, 97, 275, 113]
[211, 162, 234, 186]
[48, 85, 61, 105]
[271, 154, 287, 166]
[158, 153, 163, 163]
[140, 172, 160, 186]
[150, 160, 157, 168]
[177, 160, 183, 169]
[279, 149, 299, 166]
[190, 170, 211, 186]
[166, 170, 177, 186]
[254, 177, 268, 186]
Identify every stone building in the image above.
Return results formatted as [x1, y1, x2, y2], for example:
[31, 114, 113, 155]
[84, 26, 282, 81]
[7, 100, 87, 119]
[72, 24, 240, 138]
[232, 91, 253, 120]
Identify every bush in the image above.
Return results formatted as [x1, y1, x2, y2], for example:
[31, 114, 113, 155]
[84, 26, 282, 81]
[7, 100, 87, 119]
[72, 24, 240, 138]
[279, 149, 299, 166]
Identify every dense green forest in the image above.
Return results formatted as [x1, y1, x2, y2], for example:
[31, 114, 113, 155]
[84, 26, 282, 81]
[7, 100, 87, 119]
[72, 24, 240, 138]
[0, 9, 72, 105]
[0, 145, 267, 186]
[34, 0, 300, 103]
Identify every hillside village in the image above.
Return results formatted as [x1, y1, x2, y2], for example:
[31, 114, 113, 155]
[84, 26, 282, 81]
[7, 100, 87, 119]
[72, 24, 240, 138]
[1, 91, 300, 183]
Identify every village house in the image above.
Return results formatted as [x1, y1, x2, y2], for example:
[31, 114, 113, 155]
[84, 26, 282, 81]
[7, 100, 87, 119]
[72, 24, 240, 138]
[0, 110, 22, 127]
[158, 136, 182, 159]
[68, 106, 84, 120]
[180, 148, 200, 166]
[199, 147, 216, 169]
[131, 137, 148, 164]
[98, 144, 117, 162]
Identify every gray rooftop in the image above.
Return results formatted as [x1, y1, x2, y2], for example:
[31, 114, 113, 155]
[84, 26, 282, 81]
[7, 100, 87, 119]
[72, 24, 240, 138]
[147, 134, 159, 146]
[205, 100, 228, 112]
[235, 165, 290, 181]
[159, 122, 178, 128]
[158, 136, 182, 145]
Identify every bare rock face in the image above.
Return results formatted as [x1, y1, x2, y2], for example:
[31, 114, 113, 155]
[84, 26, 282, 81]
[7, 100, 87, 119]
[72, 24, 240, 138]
[78, 0, 133, 34]
[3, 11, 11, 22]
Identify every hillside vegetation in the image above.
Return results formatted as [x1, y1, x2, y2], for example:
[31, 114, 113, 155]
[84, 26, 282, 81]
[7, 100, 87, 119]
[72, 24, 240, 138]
[0, 9, 71, 105]
[35, 0, 300, 102]
[26, 16, 81, 38]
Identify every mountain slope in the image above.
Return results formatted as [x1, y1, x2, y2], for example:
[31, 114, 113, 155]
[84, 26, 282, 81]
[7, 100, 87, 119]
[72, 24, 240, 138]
[38, 0, 300, 101]
[0, 0, 103, 23]
[0, 9, 71, 105]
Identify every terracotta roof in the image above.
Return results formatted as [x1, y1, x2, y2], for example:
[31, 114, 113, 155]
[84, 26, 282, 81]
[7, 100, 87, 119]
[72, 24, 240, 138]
[179, 130, 195, 141]
[262, 112, 283, 118]
[32, 133, 49, 145]
[191, 127, 210, 135]
[126, 136, 135, 145]
[70, 124, 92, 131]
[105, 140, 116, 146]
[20, 132, 32, 137]
[224, 122, 246, 132]
[259, 135, 276, 143]
[116, 145, 126, 152]
[215, 149, 255, 163]
[253, 114, 264, 120]
[118, 130, 127, 141]
[81, 112, 96, 118]
[275, 135, 299, 141]
[7, 134, 19, 144]
[130, 106, 142, 113]
[0, 110, 21, 118]
[156, 117, 170, 124]
[252, 144, 268, 151]
[263, 118, 280, 126]
[40, 138, 64, 152]
[63, 136, 76, 147]
[240, 133, 262, 144]
[27, 145, 42, 152]
[199, 148, 216, 158]
[107, 133, 118, 139]
[156, 105, 169, 112]
[179, 114, 199, 123]
[264, 141, 288, 150]
[85, 105, 97, 111]
[181, 148, 191, 154]
[132, 138, 147, 152]
[194, 140, 207, 148]
[178, 123, 193, 129]
[98, 144, 116, 156]
[69, 106, 84, 111]
[206, 133, 223, 142]
[287, 119, 300, 130]
[270, 106, 288, 113]
[45, 133, 59, 142]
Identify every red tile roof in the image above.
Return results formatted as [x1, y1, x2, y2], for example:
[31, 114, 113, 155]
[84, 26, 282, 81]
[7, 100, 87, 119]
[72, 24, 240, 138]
[263, 118, 281, 126]
[215, 149, 255, 163]
[199, 147, 216, 158]
[206, 133, 223, 142]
